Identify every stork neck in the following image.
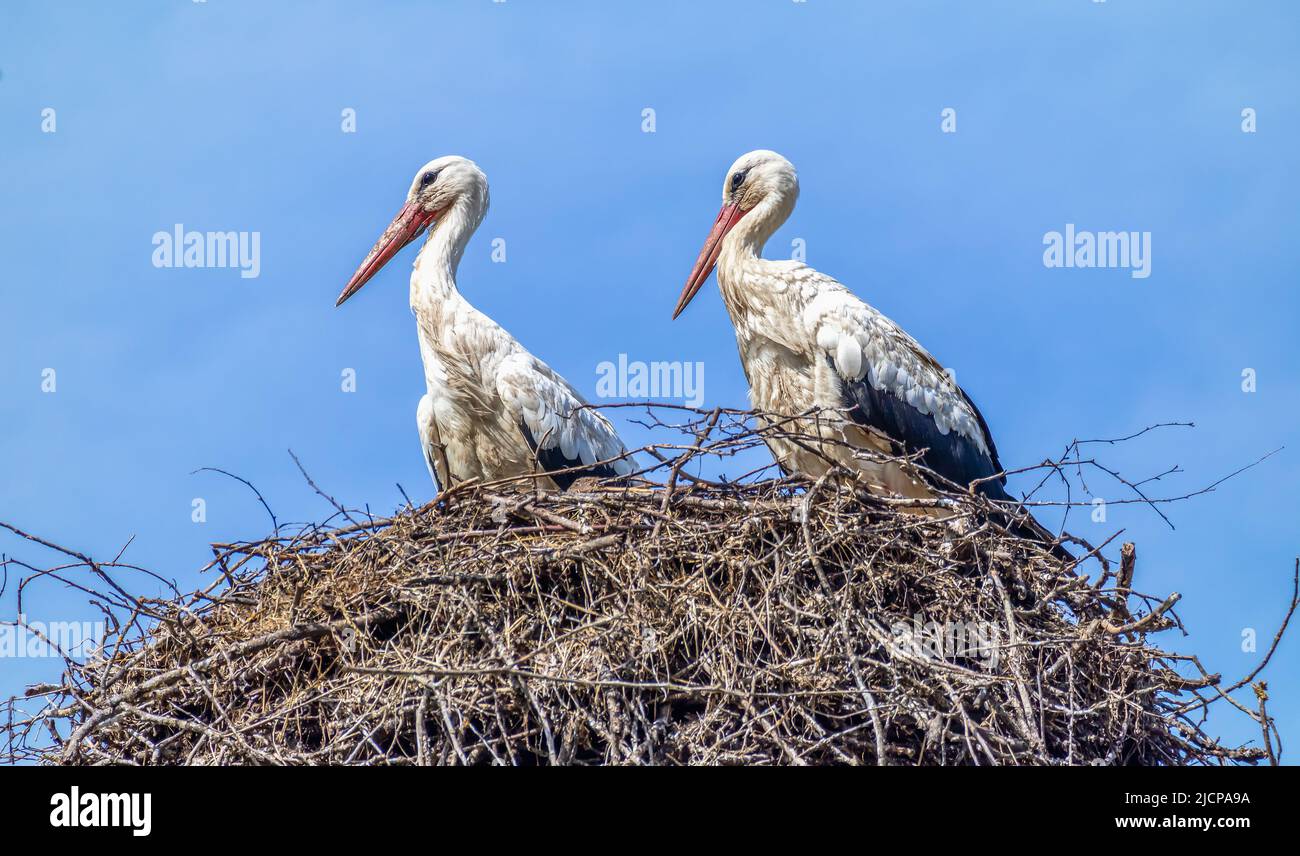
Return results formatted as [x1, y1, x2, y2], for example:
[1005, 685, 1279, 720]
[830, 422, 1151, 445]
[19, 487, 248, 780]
[719, 193, 791, 276]
[717, 195, 785, 297]
[411, 199, 482, 302]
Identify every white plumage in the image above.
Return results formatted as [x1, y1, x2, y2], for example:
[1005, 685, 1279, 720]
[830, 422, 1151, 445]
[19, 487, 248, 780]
[338, 156, 635, 492]
[673, 150, 1003, 502]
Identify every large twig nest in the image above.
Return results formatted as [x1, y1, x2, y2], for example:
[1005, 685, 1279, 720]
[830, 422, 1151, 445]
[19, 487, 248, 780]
[8, 459, 1279, 765]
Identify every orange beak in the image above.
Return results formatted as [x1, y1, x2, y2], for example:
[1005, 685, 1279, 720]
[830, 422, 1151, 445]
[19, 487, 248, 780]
[336, 201, 439, 306]
[672, 202, 746, 319]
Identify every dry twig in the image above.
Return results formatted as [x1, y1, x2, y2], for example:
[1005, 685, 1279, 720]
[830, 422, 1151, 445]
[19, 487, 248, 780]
[1, 409, 1290, 766]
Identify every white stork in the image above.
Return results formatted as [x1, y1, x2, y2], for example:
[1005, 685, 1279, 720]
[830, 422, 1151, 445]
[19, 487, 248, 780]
[336, 155, 636, 492]
[672, 150, 1067, 555]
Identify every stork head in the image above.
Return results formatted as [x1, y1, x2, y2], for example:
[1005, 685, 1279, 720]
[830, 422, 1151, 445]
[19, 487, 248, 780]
[672, 150, 799, 319]
[336, 156, 489, 306]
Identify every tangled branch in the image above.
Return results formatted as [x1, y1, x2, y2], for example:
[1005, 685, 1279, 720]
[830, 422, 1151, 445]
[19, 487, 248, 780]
[1, 408, 1291, 765]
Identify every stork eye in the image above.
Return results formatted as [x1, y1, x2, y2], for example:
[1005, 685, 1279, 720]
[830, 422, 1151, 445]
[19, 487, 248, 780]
[420, 170, 440, 188]
[730, 171, 747, 190]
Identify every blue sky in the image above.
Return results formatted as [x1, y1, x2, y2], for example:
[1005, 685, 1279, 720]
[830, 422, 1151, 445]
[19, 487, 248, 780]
[1, 0, 1297, 760]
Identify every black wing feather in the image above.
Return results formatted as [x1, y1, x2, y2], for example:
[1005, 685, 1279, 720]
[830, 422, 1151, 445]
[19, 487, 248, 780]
[836, 358, 1003, 496]
[838, 360, 1072, 559]
[518, 421, 622, 490]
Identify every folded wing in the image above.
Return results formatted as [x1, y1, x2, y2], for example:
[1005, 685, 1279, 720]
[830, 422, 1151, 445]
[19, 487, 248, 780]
[804, 280, 1005, 495]
[496, 352, 636, 489]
